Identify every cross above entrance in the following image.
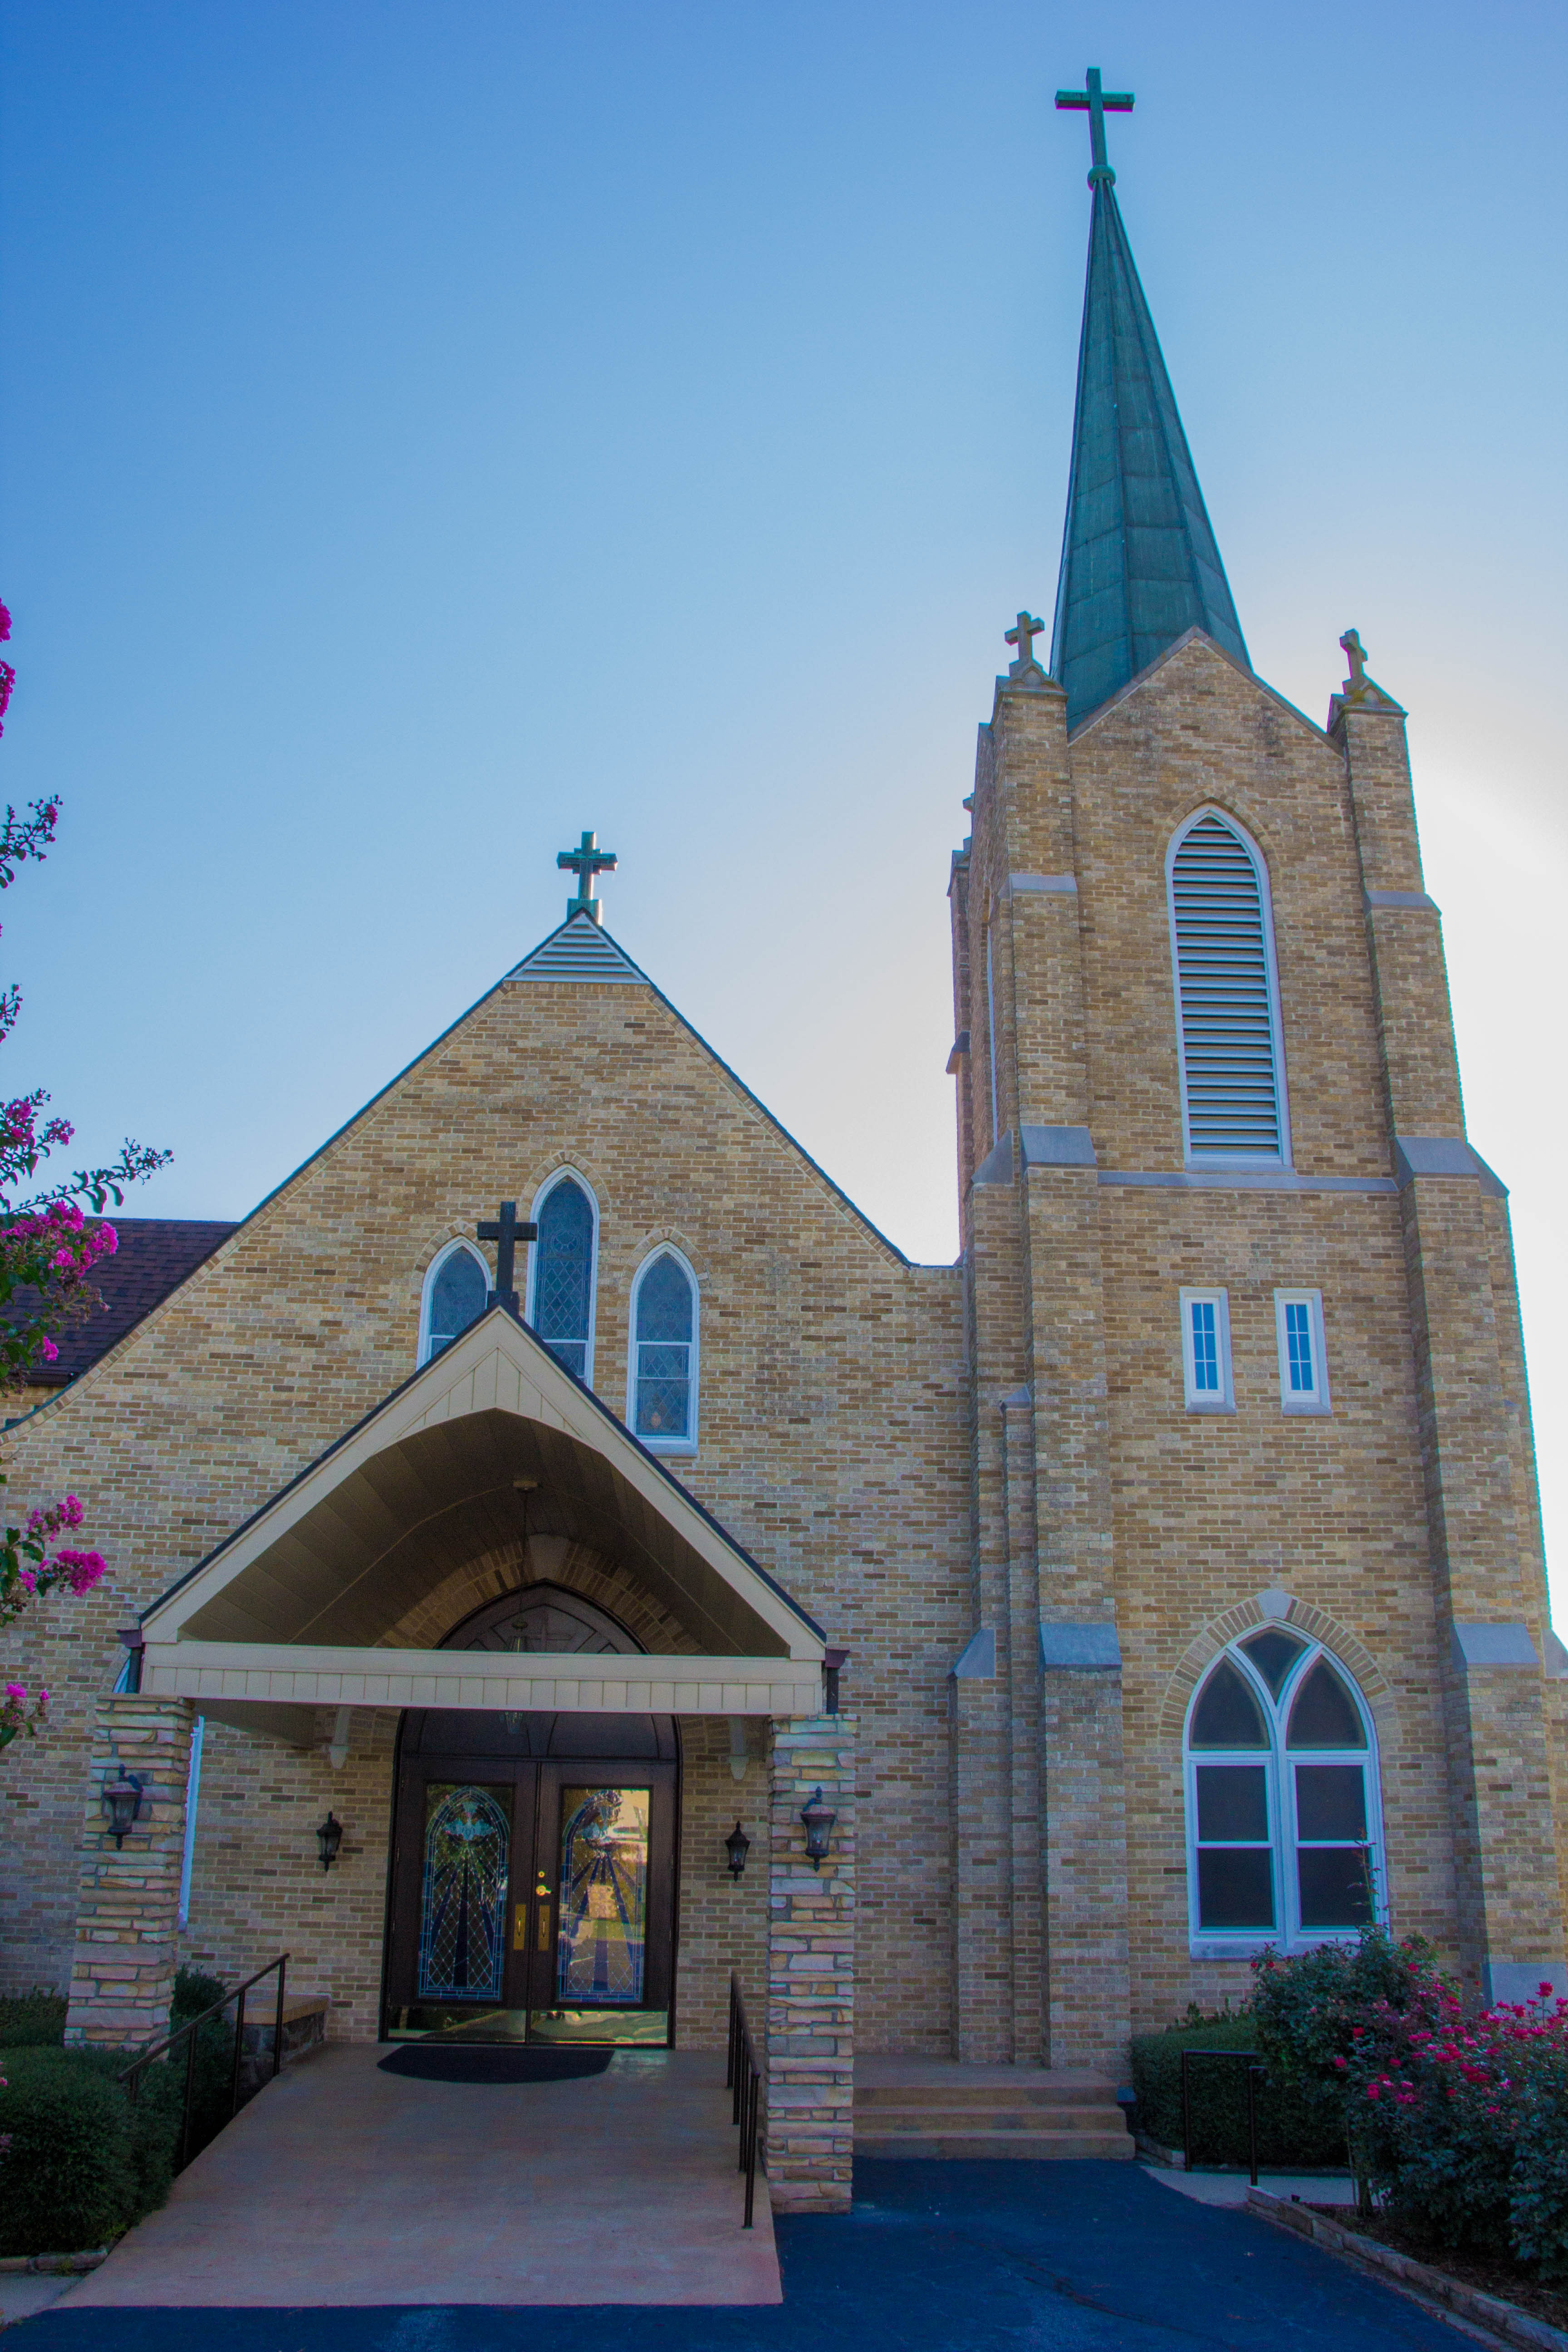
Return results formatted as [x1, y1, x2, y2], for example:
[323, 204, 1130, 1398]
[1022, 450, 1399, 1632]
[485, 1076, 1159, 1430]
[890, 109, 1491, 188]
[1339, 628, 1370, 695]
[477, 1200, 537, 1315]
[1056, 67, 1134, 187]
[1005, 611, 1046, 680]
[557, 829, 618, 926]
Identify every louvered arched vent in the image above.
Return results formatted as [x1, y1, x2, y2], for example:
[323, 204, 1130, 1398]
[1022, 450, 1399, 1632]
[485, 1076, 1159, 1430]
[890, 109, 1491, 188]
[1169, 812, 1286, 1161]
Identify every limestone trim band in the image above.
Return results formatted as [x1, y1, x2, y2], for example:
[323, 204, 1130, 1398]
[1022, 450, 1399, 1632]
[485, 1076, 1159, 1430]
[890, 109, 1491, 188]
[139, 1639, 822, 1717]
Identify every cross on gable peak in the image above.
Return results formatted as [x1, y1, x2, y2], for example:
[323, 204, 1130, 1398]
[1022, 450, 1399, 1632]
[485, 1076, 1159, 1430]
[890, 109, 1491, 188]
[557, 828, 618, 926]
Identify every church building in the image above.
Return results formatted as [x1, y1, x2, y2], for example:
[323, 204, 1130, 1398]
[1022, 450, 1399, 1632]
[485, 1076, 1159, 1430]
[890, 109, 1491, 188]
[4, 73, 1563, 2214]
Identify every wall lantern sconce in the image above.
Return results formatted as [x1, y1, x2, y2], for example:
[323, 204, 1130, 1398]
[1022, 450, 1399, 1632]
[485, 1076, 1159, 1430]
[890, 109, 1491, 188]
[315, 1811, 344, 1872]
[724, 1820, 750, 1880]
[799, 1787, 836, 1870]
[103, 1771, 143, 1849]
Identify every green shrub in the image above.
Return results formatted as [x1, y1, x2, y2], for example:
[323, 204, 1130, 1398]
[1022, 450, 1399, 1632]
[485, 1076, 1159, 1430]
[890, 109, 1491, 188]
[0, 2047, 138, 2255]
[1130, 2008, 1344, 2167]
[0, 1988, 68, 2049]
[171, 1966, 227, 2025]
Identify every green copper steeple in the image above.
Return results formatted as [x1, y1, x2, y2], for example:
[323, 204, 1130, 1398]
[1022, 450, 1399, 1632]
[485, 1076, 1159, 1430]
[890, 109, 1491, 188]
[1049, 71, 1249, 730]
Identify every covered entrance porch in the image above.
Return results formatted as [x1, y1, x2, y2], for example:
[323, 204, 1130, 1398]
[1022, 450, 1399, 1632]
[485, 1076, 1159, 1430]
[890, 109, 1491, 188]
[63, 1304, 857, 2211]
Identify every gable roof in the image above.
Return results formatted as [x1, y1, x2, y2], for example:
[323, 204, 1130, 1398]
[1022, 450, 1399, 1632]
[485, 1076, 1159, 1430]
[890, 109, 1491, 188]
[7, 1218, 238, 1390]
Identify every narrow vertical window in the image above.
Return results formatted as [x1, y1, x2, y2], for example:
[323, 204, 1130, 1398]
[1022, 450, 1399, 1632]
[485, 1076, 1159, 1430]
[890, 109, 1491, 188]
[629, 1251, 697, 1449]
[1274, 1290, 1329, 1413]
[422, 1243, 489, 1365]
[1179, 1287, 1234, 1412]
[1167, 809, 1289, 1163]
[529, 1175, 596, 1381]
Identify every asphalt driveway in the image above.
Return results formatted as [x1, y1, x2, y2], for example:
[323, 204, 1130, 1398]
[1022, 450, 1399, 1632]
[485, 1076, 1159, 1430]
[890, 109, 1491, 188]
[15, 2159, 1472, 2350]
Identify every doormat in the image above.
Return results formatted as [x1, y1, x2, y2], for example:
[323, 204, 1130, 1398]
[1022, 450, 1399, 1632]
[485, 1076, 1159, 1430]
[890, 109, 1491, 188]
[378, 2043, 615, 2084]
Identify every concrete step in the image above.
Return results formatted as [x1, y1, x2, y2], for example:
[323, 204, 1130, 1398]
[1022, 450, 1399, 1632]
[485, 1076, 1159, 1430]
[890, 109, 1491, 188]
[853, 2060, 1132, 2161]
[860, 2098, 1114, 2117]
[856, 2126, 1136, 2162]
[858, 2102, 1117, 2132]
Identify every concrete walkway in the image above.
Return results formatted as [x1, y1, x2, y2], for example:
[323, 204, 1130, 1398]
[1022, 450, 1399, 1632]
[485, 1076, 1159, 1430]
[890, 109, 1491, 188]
[1146, 2162, 1357, 2207]
[56, 2044, 778, 2309]
[20, 2157, 1478, 2349]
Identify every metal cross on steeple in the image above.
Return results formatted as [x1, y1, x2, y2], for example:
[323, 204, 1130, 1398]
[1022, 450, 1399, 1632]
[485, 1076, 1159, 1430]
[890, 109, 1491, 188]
[477, 1199, 537, 1315]
[557, 829, 618, 926]
[1005, 611, 1046, 680]
[1055, 67, 1134, 186]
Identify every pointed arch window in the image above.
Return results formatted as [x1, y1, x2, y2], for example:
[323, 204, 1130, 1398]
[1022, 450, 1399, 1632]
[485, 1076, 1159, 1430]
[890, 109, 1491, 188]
[1167, 810, 1290, 1164]
[421, 1241, 489, 1365]
[1185, 1632, 1382, 1955]
[628, 1250, 698, 1451]
[527, 1173, 597, 1382]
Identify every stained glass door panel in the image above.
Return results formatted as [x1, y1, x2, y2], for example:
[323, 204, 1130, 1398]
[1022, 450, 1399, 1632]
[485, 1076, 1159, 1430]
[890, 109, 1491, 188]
[417, 1783, 511, 2002]
[556, 1785, 649, 2003]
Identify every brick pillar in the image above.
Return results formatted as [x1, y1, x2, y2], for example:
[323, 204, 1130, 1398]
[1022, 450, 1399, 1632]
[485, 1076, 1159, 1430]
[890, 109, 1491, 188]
[1338, 686, 1565, 2001]
[64, 1695, 194, 2048]
[763, 1713, 854, 2214]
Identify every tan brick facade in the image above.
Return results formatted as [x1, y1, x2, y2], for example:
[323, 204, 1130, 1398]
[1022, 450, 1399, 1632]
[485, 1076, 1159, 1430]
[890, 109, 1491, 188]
[2, 621, 1562, 2201]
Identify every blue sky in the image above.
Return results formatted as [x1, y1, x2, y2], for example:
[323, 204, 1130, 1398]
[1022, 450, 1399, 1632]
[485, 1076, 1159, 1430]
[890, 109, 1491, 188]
[1, 2, 1564, 1598]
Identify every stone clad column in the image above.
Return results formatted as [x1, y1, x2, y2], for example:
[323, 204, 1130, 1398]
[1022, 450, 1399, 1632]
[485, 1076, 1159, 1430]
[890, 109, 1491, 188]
[763, 1712, 854, 2213]
[64, 1695, 194, 2048]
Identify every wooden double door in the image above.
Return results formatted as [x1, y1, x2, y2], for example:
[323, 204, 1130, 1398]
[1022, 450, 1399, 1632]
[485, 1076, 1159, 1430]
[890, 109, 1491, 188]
[384, 1715, 678, 2045]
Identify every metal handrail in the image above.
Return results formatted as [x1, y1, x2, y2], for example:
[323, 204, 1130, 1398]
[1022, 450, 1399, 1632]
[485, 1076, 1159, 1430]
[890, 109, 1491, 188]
[1179, 2046, 1265, 2187]
[117, 1954, 289, 2175]
[726, 1972, 761, 2229]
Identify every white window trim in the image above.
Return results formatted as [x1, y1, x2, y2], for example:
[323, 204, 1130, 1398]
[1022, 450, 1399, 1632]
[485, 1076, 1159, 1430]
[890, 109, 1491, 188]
[1274, 1288, 1331, 1415]
[1166, 805, 1293, 1171]
[1179, 1286, 1235, 1413]
[419, 1239, 490, 1367]
[625, 1245, 700, 1455]
[1184, 1639, 1387, 1960]
[525, 1167, 600, 1387]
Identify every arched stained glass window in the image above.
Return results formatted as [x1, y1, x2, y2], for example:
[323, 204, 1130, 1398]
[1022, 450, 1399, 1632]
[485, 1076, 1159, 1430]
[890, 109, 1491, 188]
[630, 1251, 697, 1447]
[421, 1243, 489, 1365]
[529, 1175, 596, 1380]
[1184, 1635, 1383, 1953]
[1168, 810, 1289, 1163]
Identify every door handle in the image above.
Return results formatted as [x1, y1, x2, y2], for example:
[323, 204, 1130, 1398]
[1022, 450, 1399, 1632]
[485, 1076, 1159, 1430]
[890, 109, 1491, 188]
[536, 1896, 552, 1952]
[513, 1902, 529, 1951]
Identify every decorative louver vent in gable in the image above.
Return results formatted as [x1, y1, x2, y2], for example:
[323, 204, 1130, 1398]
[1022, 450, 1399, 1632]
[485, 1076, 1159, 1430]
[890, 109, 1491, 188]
[1168, 811, 1288, 1161]
[507, 915, 648, 985]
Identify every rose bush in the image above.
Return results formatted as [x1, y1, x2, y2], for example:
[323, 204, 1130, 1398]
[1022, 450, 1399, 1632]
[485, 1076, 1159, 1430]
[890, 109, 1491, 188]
[1251, 1930, 1568, 2278]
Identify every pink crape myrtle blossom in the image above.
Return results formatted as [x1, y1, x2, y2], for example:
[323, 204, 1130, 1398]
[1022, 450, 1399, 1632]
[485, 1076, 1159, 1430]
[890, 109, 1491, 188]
[0, 600, 162, 1759]
[0, 1677, 48, 1747]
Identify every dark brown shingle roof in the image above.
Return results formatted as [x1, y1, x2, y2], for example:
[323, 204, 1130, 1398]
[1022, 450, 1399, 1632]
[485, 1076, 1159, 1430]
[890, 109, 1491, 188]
[12, 1217, 237, 1387]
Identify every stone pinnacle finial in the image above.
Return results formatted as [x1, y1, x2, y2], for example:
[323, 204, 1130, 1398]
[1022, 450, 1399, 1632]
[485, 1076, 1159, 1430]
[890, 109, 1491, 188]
[1005, 611, 1047, 683]
[1329, 627, 1406, 728]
